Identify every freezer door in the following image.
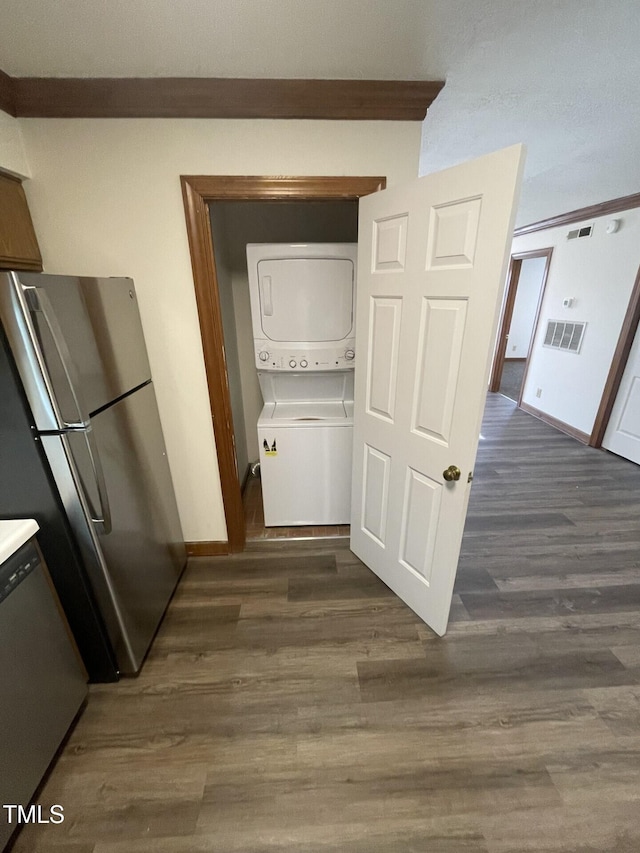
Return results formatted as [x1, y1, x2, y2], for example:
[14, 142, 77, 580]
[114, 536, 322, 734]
[41, 383, 185, 674]
[12, 273, 152, 419]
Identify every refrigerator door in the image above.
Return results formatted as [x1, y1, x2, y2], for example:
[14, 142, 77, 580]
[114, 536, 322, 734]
[1, 272, 152, 426]
[39, 430, 132, 668]
[40, 383, 185, 674]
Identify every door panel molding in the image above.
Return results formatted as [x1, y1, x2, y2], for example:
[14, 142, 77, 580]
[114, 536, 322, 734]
[181, 175, 385, 552]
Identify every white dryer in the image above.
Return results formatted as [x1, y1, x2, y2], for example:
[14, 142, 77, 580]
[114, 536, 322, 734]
[246, 242, 357, 372]
[246, 242, 357, 527]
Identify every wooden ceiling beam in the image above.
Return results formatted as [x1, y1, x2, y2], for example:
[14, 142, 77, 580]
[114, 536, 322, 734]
[0, 69, 16, 116]
[4, 74, 443, 120]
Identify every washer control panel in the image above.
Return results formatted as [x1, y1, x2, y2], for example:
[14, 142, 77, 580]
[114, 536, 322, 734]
[255, 342, 355, 371]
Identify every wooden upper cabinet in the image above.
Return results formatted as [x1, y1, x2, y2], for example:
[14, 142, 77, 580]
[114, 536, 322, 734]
[0, 171, 43, 270]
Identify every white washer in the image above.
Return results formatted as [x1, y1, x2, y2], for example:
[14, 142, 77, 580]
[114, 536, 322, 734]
[257, 372, 353, 526]
[258, 401, 353, 527]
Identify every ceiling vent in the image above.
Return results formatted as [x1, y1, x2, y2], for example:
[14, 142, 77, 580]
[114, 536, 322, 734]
[543, 320, 586, 353]
[567, 224, 593, 240]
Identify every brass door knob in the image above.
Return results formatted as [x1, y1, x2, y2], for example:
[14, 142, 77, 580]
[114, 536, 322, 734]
[443, 465, 461, 482]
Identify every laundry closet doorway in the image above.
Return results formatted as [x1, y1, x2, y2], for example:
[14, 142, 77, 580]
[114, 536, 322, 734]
[181, 177, 386, 553]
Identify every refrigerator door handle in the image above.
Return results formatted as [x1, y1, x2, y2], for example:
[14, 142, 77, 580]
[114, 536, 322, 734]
[23, 286, 88, 429]
[82, 427, 113, 535]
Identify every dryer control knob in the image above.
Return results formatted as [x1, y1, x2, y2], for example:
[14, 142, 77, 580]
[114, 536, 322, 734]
[345, 349, 355, 361]
[300, 359, 308, 368]
[258, 350, 269, 362]
[289, 359, 297, 368]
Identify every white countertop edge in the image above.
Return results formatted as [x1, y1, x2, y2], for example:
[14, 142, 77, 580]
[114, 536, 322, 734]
[0, 519, 40, 564]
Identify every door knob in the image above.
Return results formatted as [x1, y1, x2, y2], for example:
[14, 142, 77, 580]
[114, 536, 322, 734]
[443, 465, 461, 482]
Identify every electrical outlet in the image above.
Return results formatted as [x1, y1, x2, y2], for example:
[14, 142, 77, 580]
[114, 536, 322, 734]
[536, 388, 542, 398]
[512, 345, 517, 351]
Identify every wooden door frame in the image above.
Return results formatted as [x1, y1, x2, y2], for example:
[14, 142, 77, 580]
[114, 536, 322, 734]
[489, 248, 553, 403]
[590, 263, 640, 447]
[180, 175, 386, 553]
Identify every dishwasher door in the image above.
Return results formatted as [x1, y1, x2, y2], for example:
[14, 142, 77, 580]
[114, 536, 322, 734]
[0, 540, 87, 850]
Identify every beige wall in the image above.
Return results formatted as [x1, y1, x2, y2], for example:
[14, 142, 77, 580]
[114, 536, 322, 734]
[17, 118, 422, 542]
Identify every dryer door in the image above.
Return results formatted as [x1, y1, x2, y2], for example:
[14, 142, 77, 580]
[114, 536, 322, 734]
[257, 257, 354, 342]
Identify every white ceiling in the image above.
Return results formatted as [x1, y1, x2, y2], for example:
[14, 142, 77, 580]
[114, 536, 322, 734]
[419, 1, 640, 225]
[1, 0, 638, 226]
[0, 0, 450, 79]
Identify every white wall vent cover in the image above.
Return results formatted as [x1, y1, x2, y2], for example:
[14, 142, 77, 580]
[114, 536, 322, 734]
[543, 320, 586, 353]
[567, 224, 593, 240]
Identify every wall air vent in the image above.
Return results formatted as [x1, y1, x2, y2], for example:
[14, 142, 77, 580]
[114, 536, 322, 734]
[543, 320, 586, 353]
[567, 224, 593, 240]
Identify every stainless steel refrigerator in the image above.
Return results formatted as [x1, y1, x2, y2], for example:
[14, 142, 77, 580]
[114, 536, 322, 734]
[0, 272, 186, 676]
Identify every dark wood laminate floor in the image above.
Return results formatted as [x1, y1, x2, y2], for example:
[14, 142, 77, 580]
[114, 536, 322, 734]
[11, 394, 640, 853]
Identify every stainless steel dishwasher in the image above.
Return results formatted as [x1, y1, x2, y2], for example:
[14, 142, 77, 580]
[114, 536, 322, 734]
[0, 539, 87, 851]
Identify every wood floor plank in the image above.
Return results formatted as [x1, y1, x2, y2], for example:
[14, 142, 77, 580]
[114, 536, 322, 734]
[169, 576, 289, 602]
[585, 685, 640, 738]
[90, 823, 492, 852]
[545, 745, 640, 806]
[197, 756, 561, 834]
[187, 551, 338, 579]
[288, 570, 391, 601]
[493, 568, 640, 591]
[357, 647, 634, 705]
[459, 584, 640, 620]
[480, 802, 640, 852]
[453, 565, 499, 592]
[462, 511, 576, 532]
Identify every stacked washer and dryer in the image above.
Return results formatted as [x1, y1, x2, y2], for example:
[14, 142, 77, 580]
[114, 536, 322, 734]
[246, 243, 357, 527]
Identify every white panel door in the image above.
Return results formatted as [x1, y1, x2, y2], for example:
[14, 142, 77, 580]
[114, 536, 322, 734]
[603, 323, 640, 464]
[350, 145, 525, 636]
